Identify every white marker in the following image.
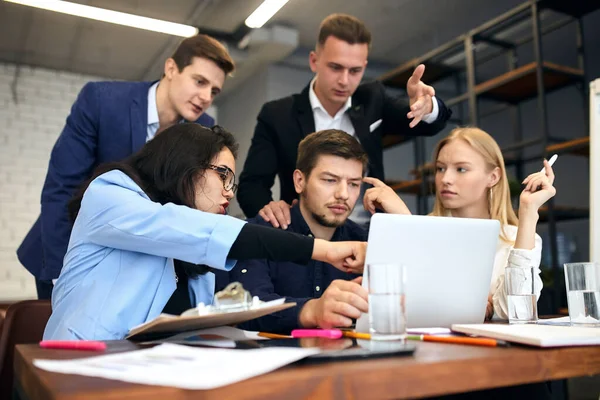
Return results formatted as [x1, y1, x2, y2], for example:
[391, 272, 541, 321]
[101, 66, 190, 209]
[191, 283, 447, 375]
[540, 154, 558, 173]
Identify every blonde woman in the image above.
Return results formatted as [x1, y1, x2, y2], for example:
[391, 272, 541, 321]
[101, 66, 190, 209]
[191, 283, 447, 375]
[363, 127, 556, 320]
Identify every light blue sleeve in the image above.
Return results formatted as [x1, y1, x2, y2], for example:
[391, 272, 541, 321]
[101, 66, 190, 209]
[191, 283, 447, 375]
[78, 171, 245, 270]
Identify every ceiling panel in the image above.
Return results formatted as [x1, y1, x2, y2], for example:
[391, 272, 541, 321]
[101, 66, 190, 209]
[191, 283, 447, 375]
[194, 0, 264, 33]
[74, 0, 200, 23]
[271, 0, 525, 64]
[0, 0, 576, 81]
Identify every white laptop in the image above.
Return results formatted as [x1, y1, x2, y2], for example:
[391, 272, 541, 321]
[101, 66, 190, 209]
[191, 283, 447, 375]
[356, 214, 500, 331]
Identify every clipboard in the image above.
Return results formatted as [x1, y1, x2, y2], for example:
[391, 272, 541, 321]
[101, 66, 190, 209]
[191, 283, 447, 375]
[127, 300, 295, 340]
[126, 283, 295, 341]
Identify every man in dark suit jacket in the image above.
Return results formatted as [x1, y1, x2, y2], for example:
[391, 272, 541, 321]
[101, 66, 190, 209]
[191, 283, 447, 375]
[17, 34, 235, 299]
[237, 14, 451, 227]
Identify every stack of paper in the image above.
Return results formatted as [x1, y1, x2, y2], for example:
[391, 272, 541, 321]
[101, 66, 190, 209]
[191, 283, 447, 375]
[34, 343, 320, 390]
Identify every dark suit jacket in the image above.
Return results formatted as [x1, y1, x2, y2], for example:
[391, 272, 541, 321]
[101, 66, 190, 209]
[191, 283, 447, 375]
[237, 80, 451, 218]
[17, 81, 214, 281]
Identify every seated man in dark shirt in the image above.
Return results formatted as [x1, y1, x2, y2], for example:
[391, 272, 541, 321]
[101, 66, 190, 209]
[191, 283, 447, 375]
[230, 129, 369, 333]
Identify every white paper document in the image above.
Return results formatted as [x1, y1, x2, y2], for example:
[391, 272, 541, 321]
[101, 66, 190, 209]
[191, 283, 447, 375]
[34, 343, 320, 390]
[407, 327, 451, 335]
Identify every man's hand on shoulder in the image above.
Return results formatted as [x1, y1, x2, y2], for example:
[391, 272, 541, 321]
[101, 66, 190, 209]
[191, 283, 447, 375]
[258, 199, 297, 229]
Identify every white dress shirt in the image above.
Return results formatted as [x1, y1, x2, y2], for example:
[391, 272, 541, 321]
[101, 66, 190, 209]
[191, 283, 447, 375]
[147, 81, 160, 142]
[307, 78, 440, 135]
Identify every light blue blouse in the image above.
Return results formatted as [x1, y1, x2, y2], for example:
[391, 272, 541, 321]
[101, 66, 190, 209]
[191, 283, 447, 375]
[43, 170, 246, 340]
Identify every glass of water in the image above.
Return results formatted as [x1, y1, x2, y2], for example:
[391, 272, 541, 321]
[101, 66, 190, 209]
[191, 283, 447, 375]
[505, 266, 538, 324]
[367, 263, 406, 340]
[564, 262, 600, 327]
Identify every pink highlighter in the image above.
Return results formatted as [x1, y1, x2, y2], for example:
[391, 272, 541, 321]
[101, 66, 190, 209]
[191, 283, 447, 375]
[39, 340, 107, 351]
[291, 329, 343, 339]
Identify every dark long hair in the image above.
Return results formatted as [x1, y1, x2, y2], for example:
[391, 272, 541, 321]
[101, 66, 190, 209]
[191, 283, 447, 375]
[68, 123, 238, 277]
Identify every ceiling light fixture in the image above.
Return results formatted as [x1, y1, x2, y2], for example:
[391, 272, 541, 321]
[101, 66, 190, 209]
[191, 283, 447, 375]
[245, 0, 289, 29]
[5, 0, 199, 37]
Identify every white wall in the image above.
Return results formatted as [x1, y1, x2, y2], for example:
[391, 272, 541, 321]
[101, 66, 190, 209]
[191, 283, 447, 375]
[0, 63, 104, 300]
[267, 64, 313, 100]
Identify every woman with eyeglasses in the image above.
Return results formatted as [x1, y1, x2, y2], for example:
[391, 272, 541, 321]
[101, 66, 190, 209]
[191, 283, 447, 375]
[44, 123, 366, 340]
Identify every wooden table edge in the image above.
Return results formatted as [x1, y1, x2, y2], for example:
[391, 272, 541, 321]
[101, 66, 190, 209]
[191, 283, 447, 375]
[14, 342, 600, 400]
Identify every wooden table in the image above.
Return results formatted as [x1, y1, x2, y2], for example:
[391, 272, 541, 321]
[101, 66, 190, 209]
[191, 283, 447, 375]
[14, 340, 600, 400]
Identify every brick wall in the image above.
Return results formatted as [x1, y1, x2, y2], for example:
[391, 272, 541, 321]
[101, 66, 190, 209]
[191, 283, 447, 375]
[0, 63, 104, 300]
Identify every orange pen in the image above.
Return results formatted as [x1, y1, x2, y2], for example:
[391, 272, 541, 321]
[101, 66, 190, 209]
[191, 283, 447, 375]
[257, 332, 292, 339]
[406, 335, 509, 347]
[341, 331, 372, 340]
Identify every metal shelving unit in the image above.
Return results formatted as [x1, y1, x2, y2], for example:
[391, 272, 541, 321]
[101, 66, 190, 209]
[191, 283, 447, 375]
[379, 0, 599, 313]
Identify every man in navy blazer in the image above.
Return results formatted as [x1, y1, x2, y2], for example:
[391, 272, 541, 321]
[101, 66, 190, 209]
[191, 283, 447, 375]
[17, 34, 235, 299]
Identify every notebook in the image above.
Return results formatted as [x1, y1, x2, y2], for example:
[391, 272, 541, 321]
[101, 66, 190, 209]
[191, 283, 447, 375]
[451, 323, 600, 347]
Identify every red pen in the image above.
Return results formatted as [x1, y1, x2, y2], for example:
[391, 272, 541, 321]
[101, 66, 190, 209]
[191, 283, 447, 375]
[39, 340, 107, 351]
[291, 329, 343, 339]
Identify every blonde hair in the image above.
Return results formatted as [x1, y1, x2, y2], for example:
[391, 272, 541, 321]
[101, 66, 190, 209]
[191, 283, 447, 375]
[430, 127, 518, 242]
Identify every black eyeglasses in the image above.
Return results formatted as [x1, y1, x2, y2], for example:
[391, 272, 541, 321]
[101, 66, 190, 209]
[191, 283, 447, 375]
[208, 164, 238, 193]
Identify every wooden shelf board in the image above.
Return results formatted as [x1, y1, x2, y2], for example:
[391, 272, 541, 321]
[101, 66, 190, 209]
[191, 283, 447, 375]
[547, 136, 589, 157]
[381, 61, 460, 89]
[386, 179, 426, 195]
[409, 162, 435, 177]
[445, 62, 583, 106]
[476, 61, 583, 103]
